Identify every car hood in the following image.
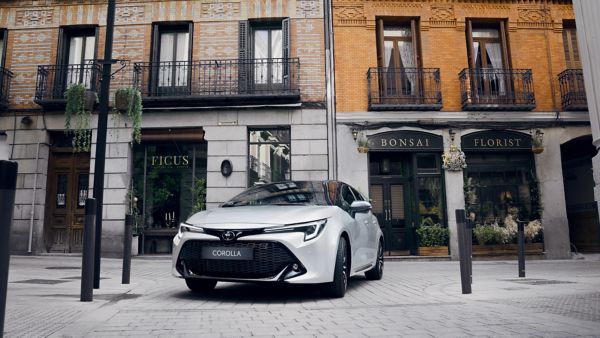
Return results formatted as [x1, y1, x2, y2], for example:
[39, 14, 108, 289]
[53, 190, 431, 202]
[186, 205, 335, 228]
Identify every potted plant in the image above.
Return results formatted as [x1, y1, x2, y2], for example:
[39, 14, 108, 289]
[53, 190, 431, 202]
[65, 83, 97, 152]
[532, 137, 544, 154]
[114, 87, 143, 144]
[416, 218, 449, 256]
[356, 131, 369, 153]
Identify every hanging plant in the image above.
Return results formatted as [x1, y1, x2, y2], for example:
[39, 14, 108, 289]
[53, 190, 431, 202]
[114, 87, 143, 144]
[65, 83, 97, 152]
[442, 145, 467, 171]
[356, 131, 369, 153]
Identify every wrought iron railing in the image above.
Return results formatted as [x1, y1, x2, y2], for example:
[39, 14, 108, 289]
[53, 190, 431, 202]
[558, 69, 587, 111]
[459, 68, 535, 110]
[34, 62, 102, 105]
[367, 67, 442, 110]
[0, 66, 13, 108]
[133, 58, 300, 106]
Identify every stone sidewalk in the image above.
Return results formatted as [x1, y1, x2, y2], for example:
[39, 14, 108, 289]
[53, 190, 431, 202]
[3, 254, 600, 337]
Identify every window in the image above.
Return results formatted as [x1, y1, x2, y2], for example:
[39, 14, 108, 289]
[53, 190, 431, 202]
[0, 29, 6, 68]
[466, 21, 510, 97]
[239, 19, 290, 91]
[376, 18, 420, 98]
[152, 23, 192, 94]
[563, 21, 580, 69]
[59, 27, 97, 89]
[248, 128, 291, 187]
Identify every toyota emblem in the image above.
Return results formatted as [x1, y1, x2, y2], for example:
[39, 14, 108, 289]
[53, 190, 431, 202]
[222, 231, 237, 241]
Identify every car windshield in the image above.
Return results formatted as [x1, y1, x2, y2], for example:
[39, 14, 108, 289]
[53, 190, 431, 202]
[223, 181, 332, 207]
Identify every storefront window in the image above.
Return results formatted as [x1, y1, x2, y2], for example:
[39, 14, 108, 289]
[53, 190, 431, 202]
[132, 142, 207, 232]
[416, 154, 444, 226]
[464, 153, 538, 224]
[248, 128, 291, 186]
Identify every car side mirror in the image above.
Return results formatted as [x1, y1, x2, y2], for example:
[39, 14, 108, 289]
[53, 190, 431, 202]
[350, 200, 372, 214]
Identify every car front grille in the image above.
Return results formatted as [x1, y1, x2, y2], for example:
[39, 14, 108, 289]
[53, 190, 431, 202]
[177, 240, 300, 279]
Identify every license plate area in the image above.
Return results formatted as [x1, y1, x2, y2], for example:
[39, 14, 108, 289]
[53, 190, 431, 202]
[201, 246, 254, 260]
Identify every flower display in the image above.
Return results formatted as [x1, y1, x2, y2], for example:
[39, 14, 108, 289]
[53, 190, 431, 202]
[442, 145, 467, 171]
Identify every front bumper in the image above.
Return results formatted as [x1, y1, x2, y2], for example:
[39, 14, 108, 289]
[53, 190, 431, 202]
[172, 227, 339, 284]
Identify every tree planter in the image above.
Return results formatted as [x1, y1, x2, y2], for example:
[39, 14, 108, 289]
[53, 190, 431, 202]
[419, 246, 449, 256]
[84, 90, 97, 111]
[472, 243, 543, 256]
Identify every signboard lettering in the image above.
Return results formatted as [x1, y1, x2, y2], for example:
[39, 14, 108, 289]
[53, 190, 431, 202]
[150, 155, 190, 167]
[462, 131, 531, 151]
[369, 131, 443, 151]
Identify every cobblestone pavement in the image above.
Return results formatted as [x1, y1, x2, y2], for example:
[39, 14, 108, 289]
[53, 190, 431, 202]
[3, 254, 600, 337]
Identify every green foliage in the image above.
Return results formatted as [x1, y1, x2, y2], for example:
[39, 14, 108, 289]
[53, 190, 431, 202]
[191, 177, 207, 215]
[416, 220, 449, 247]
[127, 184, 143, 236]
[64, 83, 93, 152]
[473, 224, 504, 245]
[115, 87, 143, 144]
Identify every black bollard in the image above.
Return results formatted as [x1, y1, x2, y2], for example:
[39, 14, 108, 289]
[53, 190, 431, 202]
[0, 160, 18, 336]
[518, 220, 526, 278]
[456, 209, 472, 294]
[122, 214, 132, 284]
[81, 198, 96, 302]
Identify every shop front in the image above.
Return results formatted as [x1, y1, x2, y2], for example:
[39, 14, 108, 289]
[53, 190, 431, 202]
[132, 129, 207, 254]
[367, 130, 447, 256]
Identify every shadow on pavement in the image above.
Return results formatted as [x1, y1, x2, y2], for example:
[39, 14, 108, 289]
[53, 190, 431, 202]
[170, 276, 370, 302]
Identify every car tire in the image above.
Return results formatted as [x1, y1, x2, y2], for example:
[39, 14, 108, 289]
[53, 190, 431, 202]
[185, 278, 217, 293]
[365, 240, 384, 280]
[326, 237, 349, 298]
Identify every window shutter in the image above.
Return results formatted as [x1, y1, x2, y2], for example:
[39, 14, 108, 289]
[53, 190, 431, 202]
[282, 18, 290, 81]
[376, 18, 384, 68]
[466, 20, 475, 70]
[499, 20, 510, 68]
[238, 21, 249, 93]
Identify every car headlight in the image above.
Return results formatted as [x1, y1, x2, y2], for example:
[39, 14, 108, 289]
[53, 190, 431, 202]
[178, 222, 204, 238]
[263, 219, 327, 241]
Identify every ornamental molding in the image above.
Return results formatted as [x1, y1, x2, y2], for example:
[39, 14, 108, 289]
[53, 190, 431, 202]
[200, 2, 241, 20]
[429, 4, 456, 28]
[15, 8, 54, 27]
[517, 6, 552, 29]
[297, 0, 322, 18]
[115, 5, 146, 24]
[333, 4, 366, 27]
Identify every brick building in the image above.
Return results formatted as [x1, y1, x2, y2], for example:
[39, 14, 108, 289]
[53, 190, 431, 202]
[332, 0, 597, 258]
[0, 0, 329, 256]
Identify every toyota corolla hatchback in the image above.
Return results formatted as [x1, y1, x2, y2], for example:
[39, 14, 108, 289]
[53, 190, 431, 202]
[172, 180, 384, 297]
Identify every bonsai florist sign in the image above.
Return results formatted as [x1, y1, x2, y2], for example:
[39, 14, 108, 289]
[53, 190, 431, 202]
[368, 130, 443, 152]
[461, 130, 532, 152]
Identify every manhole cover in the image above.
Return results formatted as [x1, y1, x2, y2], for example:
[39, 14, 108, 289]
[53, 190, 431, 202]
[13, 279, 70, 285]
[46, 266, 80, 270]
[503, 279, 575, 285]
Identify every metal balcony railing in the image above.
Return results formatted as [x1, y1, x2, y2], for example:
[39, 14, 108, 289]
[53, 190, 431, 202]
[367, 67, 442, 110]
[558, 69, 587, 111]
[459, 68, 536, 111]
[0, 66, 13, 109]
[133, 58, 300, 107]
[34, 62, 102, 108]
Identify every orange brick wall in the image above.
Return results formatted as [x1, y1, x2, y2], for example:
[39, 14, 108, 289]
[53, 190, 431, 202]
[0, 0, 326, 110]
[333, 0, 576, 113]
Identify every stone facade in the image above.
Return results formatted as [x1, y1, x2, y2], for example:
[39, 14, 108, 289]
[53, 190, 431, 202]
[0, 0, 327, 256]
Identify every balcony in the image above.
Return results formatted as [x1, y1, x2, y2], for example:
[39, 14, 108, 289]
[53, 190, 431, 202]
[133, 58, 300, 108]
[34, 62, 101, 109]
[0, 66, 13, 109]
[558, 69, 587, 111]
[367, 67, 442, 111]
[459, 68, 535, 111]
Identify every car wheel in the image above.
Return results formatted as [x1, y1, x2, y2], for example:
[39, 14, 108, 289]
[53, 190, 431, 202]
[365, 240, 384, 280]
[185, 278, 217, 293]
[326, 237, 349, 298]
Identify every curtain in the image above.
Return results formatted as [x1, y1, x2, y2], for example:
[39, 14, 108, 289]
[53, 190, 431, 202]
[253, 30, 268, 84]
[485, 42, 506, 95]
[159, 33, 174, 87]
[383, 41, 394, 96]
[271, 30, 283, 84]
[399, 41, 416, 95]
[175, 32, 189, 86]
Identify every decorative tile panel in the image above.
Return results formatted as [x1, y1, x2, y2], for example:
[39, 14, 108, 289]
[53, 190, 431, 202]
[116, 5, 146, 24]
[16, 9, 54, 27]
[297, 0, 321, 18]
[201, 2, 240, 20]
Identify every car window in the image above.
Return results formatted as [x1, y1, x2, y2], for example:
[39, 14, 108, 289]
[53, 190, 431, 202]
[350, 187, 364, 201]
[223, 181, 331, 207]
[340, 185, 356, 212]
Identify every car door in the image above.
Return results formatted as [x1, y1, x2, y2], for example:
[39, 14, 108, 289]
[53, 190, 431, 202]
[350, 187, 378, 263]
[340, 184, 370, 270]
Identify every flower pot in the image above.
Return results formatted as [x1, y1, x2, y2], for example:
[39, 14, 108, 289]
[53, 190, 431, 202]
[532, 147, 544, 154]
[84, 90, 97, 111]
[357, 146, 369, 153]
[115, 90, 129, 112]
[419, 246, 449, 256]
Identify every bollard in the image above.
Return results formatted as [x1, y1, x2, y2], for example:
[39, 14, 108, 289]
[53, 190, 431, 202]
[0, 160, 18, 336]
[518, 220, 526, 278]
[81, 198, 96, 302]
[122, 214, 132, 284]
[456, 209, 472, 294]
[466, 218, 473, 284]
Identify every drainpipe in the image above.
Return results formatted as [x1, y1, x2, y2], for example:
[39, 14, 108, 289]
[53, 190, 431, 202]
[324, 0, 338, 180]
[28, 142, 41, 253]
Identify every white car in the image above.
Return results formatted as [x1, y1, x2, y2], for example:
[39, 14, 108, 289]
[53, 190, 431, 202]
[172, 180, 384, 297]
